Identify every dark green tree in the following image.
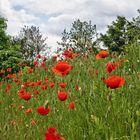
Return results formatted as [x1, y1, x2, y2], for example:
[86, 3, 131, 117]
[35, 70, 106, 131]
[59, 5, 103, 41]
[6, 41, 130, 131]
[57, 19, 98, 54]
[0, 16, 22, 79]
[126, 9, 140, 43]
[0, 16, 10, 47]
[100, 16, 127, 53]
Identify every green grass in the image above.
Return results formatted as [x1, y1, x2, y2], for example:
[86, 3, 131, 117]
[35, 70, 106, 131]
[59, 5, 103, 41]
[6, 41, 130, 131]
[0, 44, 140, 140]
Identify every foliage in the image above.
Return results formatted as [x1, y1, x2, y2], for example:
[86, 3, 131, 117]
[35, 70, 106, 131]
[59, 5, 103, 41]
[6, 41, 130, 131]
[0, 44, 140, 139]
[1, 11, 140, 139]
[100, 10, 140, 53]
[15, 26, 47, 61]
[126, 9, 140, 43]
[57, 19, 98, 54]
[0, 16, 10, 48]
[100, 16, 128, 53]
[0, 16, 22, 79]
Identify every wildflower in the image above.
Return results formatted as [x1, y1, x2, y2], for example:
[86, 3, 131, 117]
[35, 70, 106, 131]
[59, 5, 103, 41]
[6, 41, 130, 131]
[89, 49, 93, 53]
[50, 83, 55, 88]
[0, 69, 5, 74]
[63, 50, 77, 60]
[45, 127, 60, 140]
[33, 61, 38, 66]
[6, 74, 16, 79]
[14, 78, 20, 83]
[52, 61, 72, 76]
[28, 68, 34, 73]
[25, 108, 32, 114]
[96, 50, 109, 60]
[69, 102, 75, 109]
[34, 81, 42, 86]
[101, 76, 105, 80]
[45, 77, 49, 83]
[59, 83, 67, 88]
[20, 93, 32, 101]
[7, 68, 12, 72]
[95, 70, 99, 75]
[37, 54, 41, 59]
[41, 62, 46, 67]
[18, 89, 26, 96]
[37, 106, 51, 115]
[57, 91, 68, 101]
[53, 56, 57, 61]
[43, 57, 47, 62]
[61, 137, 65, 140]
[44, 67, 48, 71]
[41, 84, 48, 90]
[5, 84, 11, 93]
[105, 62, 120, 73]
[0, 81, 4, 85]
[104, 75, 125, 89]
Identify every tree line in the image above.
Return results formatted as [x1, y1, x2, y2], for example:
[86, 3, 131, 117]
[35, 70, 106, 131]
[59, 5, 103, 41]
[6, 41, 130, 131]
[0, 9, 140, 75]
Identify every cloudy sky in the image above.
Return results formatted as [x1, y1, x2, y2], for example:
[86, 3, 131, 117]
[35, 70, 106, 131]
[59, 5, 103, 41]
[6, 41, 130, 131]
[0, 0, 140, 49]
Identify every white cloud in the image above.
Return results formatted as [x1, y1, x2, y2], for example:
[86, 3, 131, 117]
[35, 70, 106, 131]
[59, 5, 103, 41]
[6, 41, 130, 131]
[0, 0, 140, 50]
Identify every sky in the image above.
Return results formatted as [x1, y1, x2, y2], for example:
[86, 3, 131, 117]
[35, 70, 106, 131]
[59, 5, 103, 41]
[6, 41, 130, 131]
[0, 0, 140, 50]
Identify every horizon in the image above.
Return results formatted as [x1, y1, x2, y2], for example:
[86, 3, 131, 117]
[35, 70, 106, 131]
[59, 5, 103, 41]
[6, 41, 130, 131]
[0, 0, 140, 51]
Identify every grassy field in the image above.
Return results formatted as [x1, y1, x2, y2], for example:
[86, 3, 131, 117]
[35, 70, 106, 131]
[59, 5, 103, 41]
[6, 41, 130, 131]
[0, 43, 140, 140]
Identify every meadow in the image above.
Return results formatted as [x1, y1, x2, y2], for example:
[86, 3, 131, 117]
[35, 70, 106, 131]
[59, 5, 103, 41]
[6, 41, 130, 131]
[0, 43, 140, 140]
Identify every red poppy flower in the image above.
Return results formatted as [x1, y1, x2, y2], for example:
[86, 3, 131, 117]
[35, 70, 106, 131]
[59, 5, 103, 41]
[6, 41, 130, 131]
[41, 62, 46, 67]
[18, 89, 26, 95]
[45, 127, 60, 140]
[50, 83, 55, 88]
[41, 84, 48, 90]
[6, 74, 16, 79]
[53, 56, 57, 61]
[104, 75, 125, 89]
[105, 62, 120, 73]
[7, 68, 12, 72]
[43, 57, 47, 62]
[57, 91, 68, 101]
[89, 49, 93, 53]
[28, 68, 34, 73]
[0, 81, 4, 85]
[63, 50, 77, 60]
[52, 61, 72, 76]
[0, 69, 5, 74]
[20, 93, 32, 101]
[59, 83, 67, 88]
[34, 81, 42, 86]
[33, 89, 41, 95]
[44, 67, 48, 71]
[96, 50, 109, 60]
[69, 102, 75, 109]
[14, 78, 20, 83]
[33, 61, 38, 65]
[37, 54, 41, 59]
[37, 106, 51, 115]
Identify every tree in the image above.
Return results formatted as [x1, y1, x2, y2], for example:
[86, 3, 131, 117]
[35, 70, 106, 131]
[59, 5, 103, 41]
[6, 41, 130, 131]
[0, 16, 10, 47]
[57, 19, 98, 54]
[16, 26, 47, 61]
[126, 9, 140, 44]
[100, 16, 128, 53]
[0, 16, 22, 79]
